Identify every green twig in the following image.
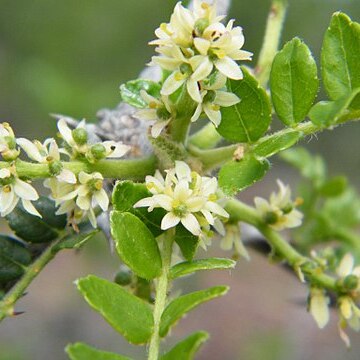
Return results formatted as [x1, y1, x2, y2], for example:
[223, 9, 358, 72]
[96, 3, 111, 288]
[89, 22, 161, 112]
[0, 156, 157, 181]
[225, 198, 340, 292]
[189, 123, 223, 149]
[148, 232, 174, 360]
[0, 239, 62, 322]
[255, 0, 288, 87]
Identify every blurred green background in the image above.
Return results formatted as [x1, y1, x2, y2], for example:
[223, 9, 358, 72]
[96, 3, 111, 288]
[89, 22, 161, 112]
[0, 0, 359, 359]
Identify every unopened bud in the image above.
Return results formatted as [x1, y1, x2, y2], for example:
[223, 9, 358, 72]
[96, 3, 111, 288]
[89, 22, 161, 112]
[72, 128, 88, 145]
[91, 144, 106, 160]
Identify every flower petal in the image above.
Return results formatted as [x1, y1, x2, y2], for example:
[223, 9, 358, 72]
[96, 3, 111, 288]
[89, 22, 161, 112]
[14, 179, 39, 201]
[181, 213, 201, 236]
[215, 57, 243, 80]
[161, 212, 180, 230]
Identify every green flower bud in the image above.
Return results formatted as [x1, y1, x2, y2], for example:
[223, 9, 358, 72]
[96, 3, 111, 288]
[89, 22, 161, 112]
[282, 204, 293, 215]
[343, 274, 358, 290]
[194, 18, 210, 35]
[114, 267, 133, 286]
[72, 128, 88, 145]
[90, 144, 106, 160]
[264, 211, 278, 225]
[48, 160, 63, 176]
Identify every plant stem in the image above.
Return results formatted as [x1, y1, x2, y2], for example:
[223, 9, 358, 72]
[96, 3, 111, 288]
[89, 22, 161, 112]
[189, 123, 222, 149]
[189, 116, 360, 171]
[255, 0, 288, 87]
[188, 144, 238, 171]
[0, 156, 156, 181]
[0, 239, 61, 322]
[148, 232, 174, 360]
[225, 198, 339, 292]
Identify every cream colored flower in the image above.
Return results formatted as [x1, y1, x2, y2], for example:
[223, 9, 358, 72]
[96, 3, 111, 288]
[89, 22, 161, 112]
[190, 73, 239, 126]
[220, 223, 249, 260]
[309, 287, 330, 329]
[254, 180, 303, 231]
[0, 167, 40, 217]
[336, 253, 360, 288]
[134, 161, 229, 237]
[17, 137, 76, 184]
[0, 123, 20, 161]
[135, 91, 173, 138]
[48, 171, 109, 228]
[338, 296, 360, 332]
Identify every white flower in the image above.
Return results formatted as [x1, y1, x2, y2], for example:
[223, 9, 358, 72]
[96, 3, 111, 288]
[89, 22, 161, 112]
[134, 160, 229, 237]
[336, 253, 360, 285]
[48, 171, 109, 228]
[309, 287, 330, 329]
[135, 91, 173, 138]
[0, 167, 41, 217]
[254, 180, 303, 231]
[338, 296, 360, 331]
[101, 141, 131, 158]
[220, 223, 250, 260]
[0, 123, 20, 161]
[190, 73, 239, 126]
[16, 137, 76, 184]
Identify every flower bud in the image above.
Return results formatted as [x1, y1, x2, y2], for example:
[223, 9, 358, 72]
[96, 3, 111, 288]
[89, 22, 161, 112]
[48, 160, 63, 176]
[90, 144, 106, 160]
[264, 211, 278, 225]
[194, 18, 210, 35]
[343, 274, 358, 291]
[2, 149, 20, 162]
[114, 267, 133, 286]
[72, 128, 88, 145]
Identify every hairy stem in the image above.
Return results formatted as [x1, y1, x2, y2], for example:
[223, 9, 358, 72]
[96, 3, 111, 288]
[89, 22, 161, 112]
[148, 232, 174, 360]
[0, 239, 62, 322]
[255, 0, 288, 87]
[225, 198, 339, 292]
[0, 156, 156, 181]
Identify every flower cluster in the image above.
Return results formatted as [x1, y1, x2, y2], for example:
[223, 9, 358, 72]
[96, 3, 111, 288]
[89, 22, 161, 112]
[254, 180, 303, 231]
[309, 253, 360, 346]
[0, 119, 130, 229]
[136, 1, 252, 136]
[134, 161, 229, 241]
[46, 171, 109, 229]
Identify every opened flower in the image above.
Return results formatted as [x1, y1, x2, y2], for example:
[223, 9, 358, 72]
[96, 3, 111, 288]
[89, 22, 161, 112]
[16, 137, 77, 184]
[309, 287, 330, 329]
[135, 91, 174, 138]
[190, 73, 240, 126]
[0, 167, 40, 217]
[134, 161, 229, 237]
[254, 180, 303, 231]
[48, 171, 109, 228]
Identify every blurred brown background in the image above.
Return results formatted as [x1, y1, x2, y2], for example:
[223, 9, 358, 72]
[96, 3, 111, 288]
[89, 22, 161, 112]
[0, 0, 359, 359]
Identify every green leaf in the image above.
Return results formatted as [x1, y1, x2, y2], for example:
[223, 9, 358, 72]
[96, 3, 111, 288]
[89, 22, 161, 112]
[253, 131, 301, 158]
[159, 286, 229, 337]
[217, 67, 271, 143]
[219, 156, 270, 196]
[110, 211, 162, 280]
[0, 235, 31, 283]
[280, 147, 326, 185]
[112, 181, 165, 237]
[170, 258, 236, 279]
[6, 197, 66, 243]
[270, 38, 319, 126]
[160, 331, 209, 360]
[309, 89, 360, 126]
[52, 230, 99, 252]
[66, 342, 132, 360]
[77, 275, 153, 344]
[120, 79, 161, 108]
[174, 224, 200, 261]
[66, 342, 131, 360]
[321, 13, 360, 108]
[319, 176, 347, 197]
